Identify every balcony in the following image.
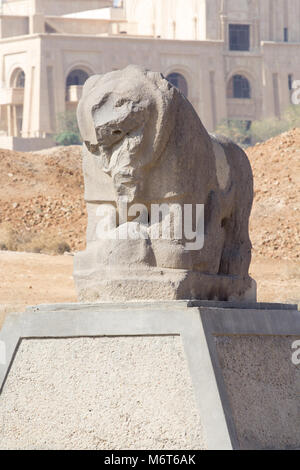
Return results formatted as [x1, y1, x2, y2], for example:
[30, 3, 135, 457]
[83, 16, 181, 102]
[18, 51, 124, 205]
[66, 85, 83, 103]
[227, 98, 256, 119]
[0, 88, 24, 106]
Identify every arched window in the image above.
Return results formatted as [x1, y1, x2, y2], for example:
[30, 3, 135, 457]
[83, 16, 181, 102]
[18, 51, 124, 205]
[10, 68, 25, 88]
[227, 74, 251, 99]
[166, 72, 188, 97]
[66, 69, 90, 87]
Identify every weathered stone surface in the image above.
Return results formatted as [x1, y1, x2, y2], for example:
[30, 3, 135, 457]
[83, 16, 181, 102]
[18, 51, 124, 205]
[215, 335, 300, 450]
[1, 301, 299, 450]
[0, 336, 206, 450]
[74, 65, 255, 301]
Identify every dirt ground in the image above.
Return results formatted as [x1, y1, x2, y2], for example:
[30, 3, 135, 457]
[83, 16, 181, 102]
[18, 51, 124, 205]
[0, 250, 299, 330]
[0, 251, 76, 328]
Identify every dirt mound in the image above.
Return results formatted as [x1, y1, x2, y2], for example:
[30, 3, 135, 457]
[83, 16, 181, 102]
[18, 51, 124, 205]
[247, 128, 300, 262]
[0, 145, 86, 253]
[0, 131, 299, 261]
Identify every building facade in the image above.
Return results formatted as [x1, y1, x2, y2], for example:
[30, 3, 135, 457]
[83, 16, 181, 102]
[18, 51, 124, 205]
[0, 0, 300, 150]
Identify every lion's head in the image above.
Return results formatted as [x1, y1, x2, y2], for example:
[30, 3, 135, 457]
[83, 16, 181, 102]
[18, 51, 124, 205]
[77, 65, 180, 202]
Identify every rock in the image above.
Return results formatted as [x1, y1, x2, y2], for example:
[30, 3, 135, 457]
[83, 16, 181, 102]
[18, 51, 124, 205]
[74, 65, 256, 302]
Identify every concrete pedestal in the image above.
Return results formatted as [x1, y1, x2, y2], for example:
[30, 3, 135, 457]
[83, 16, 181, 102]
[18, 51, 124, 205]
[0, 301, 299, 450]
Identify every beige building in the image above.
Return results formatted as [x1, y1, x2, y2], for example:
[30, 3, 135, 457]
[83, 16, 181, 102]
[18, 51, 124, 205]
[0, 0, 300, 150]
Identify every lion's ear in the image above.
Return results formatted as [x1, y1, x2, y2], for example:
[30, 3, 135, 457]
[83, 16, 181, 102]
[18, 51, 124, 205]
[82, 74, 102, 96]
[145, 70, 167, 88]
[77, 75, 102, 147]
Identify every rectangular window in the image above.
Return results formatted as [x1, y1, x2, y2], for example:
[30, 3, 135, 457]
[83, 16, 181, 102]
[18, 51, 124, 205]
[284, 27, 288, 42]
[229, 24, 250, 51]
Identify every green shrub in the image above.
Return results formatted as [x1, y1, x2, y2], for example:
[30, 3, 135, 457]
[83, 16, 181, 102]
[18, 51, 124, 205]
[0, 223, 72, 255]
[216, 105, 300, 146]
[251, 105, 300, 144]
[215, 119, 251, 147]
[250, 118, 289, 144]
[283, 104, 300, 128]
[56, 241, 71, 254]
[54, 110, 81, 146]
[55, 131, 81, 146]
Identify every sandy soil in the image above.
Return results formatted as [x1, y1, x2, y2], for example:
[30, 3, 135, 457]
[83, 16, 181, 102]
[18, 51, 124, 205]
[0, 251, 76, 328]
[0, 250, 299, 330]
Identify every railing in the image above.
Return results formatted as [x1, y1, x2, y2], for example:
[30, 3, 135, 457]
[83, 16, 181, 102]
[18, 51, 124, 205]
[227, 98, 256, 119]
[66, 85, 83, 103]
[0, 87, 24, 105]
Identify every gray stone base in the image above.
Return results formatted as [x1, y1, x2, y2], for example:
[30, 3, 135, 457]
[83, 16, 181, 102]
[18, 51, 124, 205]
[0, 300, 299, 450]
[73, 263, 257, 303]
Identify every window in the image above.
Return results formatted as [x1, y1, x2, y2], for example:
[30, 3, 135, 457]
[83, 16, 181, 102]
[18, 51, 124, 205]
[11, 69, 25, 88]
[227, 75, 251, 99]
[166, 72, 188, 97]
[229, 24, 250, 51]
[15, 70, 25, 88]
[284, 27, 288, 42]
[66, 69, 90, 87]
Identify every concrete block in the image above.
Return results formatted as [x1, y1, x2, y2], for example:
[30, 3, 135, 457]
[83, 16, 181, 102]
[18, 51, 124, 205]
[0, 301, 299, 450]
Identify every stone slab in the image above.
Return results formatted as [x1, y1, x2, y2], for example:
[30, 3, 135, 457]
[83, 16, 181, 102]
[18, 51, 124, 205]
[0, 301, 299, 450]
[199, 305, 300, 450]
[0, 336, 206, 450]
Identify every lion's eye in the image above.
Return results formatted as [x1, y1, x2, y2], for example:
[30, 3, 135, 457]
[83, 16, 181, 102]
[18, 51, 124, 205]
[96, 126, 125, 148]
[115, 98, 127, 108]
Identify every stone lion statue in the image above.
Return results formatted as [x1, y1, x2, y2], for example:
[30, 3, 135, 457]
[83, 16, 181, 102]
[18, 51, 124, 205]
[74, 65, 256, 302]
